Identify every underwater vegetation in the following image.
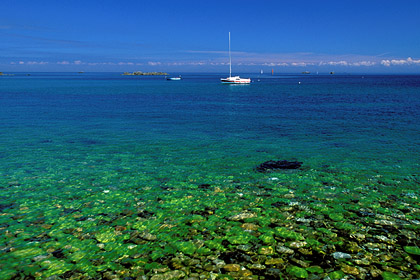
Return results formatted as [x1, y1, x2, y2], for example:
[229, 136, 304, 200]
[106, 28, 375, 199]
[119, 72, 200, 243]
[0, 142, 419, 279]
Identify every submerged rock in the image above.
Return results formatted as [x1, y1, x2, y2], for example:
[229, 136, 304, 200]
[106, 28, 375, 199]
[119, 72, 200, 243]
[256, 160, 302, 172]
[276, 246, 294, 254]
[228, 212, 257, 221]
[223, 264, 241, 272]
[332, 252, 352, 259]
[150, 270, 186, 280]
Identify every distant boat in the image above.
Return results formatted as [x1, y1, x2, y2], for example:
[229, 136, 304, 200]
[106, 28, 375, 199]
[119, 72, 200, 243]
[221, 32, 251, 84]
[302, 71, 310, 74]
[166, 76, 182, 81]
[260, 69, 263, 74]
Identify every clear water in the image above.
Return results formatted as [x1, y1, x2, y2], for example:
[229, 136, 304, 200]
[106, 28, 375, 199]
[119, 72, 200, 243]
[1, 72, 420, 278]
[1, 73, 419, 176]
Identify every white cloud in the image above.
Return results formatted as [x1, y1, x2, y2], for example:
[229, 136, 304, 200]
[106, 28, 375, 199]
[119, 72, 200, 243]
[291, 62, 304, 66]
[319, 61, 347, 66]
[381, 57, 420, 67]
[263, 62, 289, 66]
[352, 61, 376, 66]
[391, 59, 409, 65]
[26, 61, 49, 65]
[148, 61, 161, 66]
[74, 60, 82, 65]
[329, 61, 348, 66]
[381, 60, 391, 67]
[57, 61, 70, 65]
[19, 61, 25, 64]
[319, 60, 376, 67]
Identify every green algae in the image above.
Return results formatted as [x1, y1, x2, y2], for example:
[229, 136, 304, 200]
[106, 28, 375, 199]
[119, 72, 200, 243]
[404, 246, 420, 255]
[328, 270, 346, 279]
[274, 227, 304, 241]
[259, 233, 276, 244]
[40, 260, 73, 278]
[328, 213, 344, 221]
[286, 265, 308, 278]
[306, 266, 323, 273]
[0, 269, 18, 280]
[382, 271, 402, 280]
[95, 230, 117, 243]
[1, 137, 420, 279]
[175, 241, 197, 255]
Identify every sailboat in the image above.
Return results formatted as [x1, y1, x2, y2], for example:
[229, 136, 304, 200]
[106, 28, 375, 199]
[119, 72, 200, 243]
[221, 32, 251, 84]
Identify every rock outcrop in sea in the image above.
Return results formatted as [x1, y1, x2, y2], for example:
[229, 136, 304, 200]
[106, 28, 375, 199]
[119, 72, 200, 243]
[256, 160, 303, 172]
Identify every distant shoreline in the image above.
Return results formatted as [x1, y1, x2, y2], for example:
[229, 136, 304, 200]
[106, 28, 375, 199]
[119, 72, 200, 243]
[0, 72, 15, 76]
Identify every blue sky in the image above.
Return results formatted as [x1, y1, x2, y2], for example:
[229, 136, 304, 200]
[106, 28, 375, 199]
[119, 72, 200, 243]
[1, 0, 420, 73]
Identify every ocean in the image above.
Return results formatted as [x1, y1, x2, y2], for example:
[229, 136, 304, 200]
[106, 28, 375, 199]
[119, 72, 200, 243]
[1, 72, 419, 279]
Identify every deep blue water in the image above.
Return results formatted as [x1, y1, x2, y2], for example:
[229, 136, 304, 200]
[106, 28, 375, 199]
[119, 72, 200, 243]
[1, 72, 420, 178]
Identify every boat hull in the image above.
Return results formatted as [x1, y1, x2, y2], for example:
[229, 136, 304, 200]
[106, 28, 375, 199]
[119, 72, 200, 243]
[220, 76, 251, 84]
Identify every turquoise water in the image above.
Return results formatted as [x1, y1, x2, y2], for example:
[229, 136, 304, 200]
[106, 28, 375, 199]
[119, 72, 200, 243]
[1, 73, 420, 279]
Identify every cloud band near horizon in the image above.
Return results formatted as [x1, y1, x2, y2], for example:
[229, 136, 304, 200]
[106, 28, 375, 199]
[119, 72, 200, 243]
[8, 57, 420, 68]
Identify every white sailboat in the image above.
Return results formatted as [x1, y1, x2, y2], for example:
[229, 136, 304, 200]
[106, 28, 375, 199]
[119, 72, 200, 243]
[221, 32, 251, 84]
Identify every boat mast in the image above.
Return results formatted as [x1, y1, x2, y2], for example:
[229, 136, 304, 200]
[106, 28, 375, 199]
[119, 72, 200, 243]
[229, 32, 232, 78]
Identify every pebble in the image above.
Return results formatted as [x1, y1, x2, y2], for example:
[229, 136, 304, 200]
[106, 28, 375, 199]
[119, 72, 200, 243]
[223, 264, 241, 272]
[374, 219, 396, 226]
[139, 231, 157, 241]
[259, 246, 275, 255]
[238, 269, 253, 277]
[298, 248, 312, 255]
[150, 270, 185, 280]
[350, 233, 366, 241]
[237, 244, 252, 252]
[291, 257, 310, 268]
[265, 258, 284, 265]
[276, 246, 294, 254]
[288, 241, 307, 249]
[332, 252, 352, 259]
[248, 263, 266, 270]
[295, 217, 312, 223]
[341, 264, 359, 275]
[33, 254, 49, 262]
[354, 258, 370, 265]
[241, 223, 259, 231]
[203, 264, 216, 272]
[229, 212, 257, 221]
[152, 267, 169, 273]
[370, 268, 382, 278]
[213, 259, 226, 268]
[115, 225, 126, 231]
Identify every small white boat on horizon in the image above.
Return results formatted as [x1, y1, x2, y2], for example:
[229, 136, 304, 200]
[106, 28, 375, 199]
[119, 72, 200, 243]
[221, 32, 250, 84]
[166, 76, 182, 81]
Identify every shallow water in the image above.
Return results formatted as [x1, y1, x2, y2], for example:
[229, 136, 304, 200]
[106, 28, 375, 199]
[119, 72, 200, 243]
[1, 73, 420, 279]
